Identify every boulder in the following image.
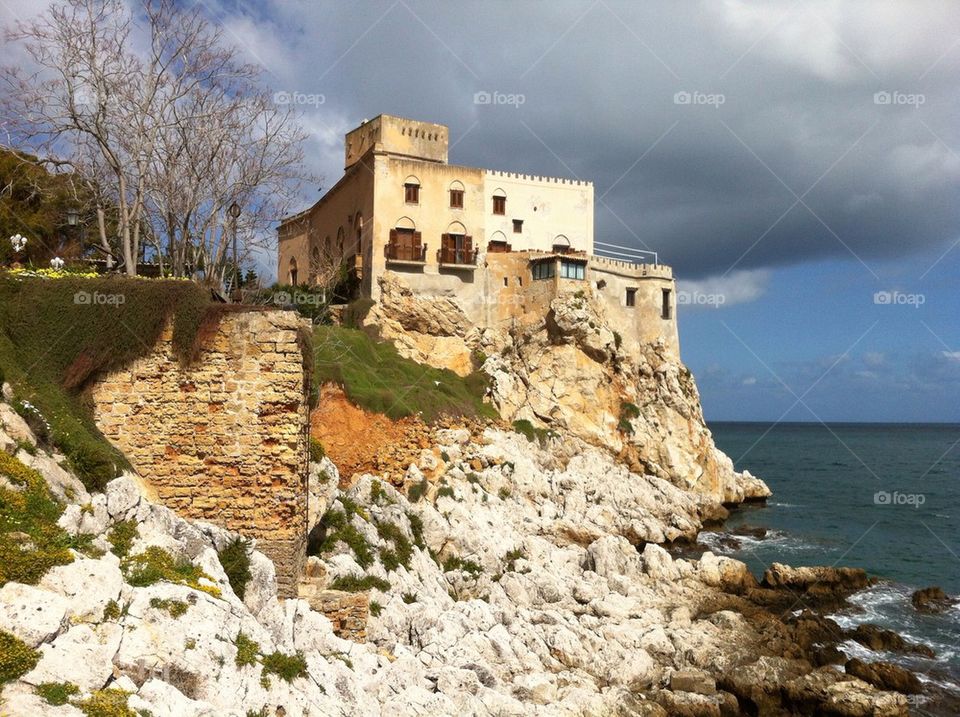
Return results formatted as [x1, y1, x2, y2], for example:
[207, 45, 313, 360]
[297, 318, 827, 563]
[23, 623, 123, 692]
[847, 624, 936, 658]
[17, 451, 90, 505]
[0, 583, 69, 647]
[911, 585, 955, 614]
[39, 557, 123, 622]
[671, 669, 717, 696]
[0, 403, 35, 446]
[845, 658, 922, 694]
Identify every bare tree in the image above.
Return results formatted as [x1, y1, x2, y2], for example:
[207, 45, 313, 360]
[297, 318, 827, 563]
[2, 0, 314, 280]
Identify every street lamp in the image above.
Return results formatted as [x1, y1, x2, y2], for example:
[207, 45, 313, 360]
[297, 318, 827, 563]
[66, 209, 79, 226]
[228, 202, 241, 300]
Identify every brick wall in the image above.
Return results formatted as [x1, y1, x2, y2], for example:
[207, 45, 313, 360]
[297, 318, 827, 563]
[90, 309, 310, 596]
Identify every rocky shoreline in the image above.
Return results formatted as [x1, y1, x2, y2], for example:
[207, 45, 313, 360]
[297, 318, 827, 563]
[1, 395, 948, 715]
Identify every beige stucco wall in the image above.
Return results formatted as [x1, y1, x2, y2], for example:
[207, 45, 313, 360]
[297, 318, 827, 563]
[345, 115, 448, 169]
[483, 171, 594, 255]
[90, 310, 311, 597]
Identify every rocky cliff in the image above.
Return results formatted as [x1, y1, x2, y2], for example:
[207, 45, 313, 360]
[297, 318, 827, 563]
[0, 397, 919, 716]
[366, 274, 769, 506]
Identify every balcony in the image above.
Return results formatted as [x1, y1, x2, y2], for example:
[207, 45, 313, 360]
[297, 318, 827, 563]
[385, 243, 427, 265]
[437, 247, 478, 268]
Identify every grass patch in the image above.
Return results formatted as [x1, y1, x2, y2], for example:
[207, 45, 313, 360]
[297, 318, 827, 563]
[217, 537, 252, 600]
[327, 574, 390, 592]
[370, 479, 393, 505]
[0, 452, 75, 585]
[309, 436, 325, 463]
[511, 419, 555, 446]
[76, 688, 135, 717]
[497, 486, 511, 500]
[102, 600, 121, 621]
[408, 478, 429, 503]
[618, 401, 641, 434]
[369, 600, 383, 617]
[261, 651, 307, 683]
[313, 325, 495, 422]
[436, 485, 455, 500]
[148, 597, 189, 618]
[122, 546, 221, 598]
[311, 501, 375, 568]
[376, 520, 413, 572]
[235, 631, 260, 667]
[505, 548, 525, 572]
[36, 681, 79, 706]
[442, 555, 483, 576]
[406, 512, 426, 550]
[0, 629, 40, 685]
[0, 274, 226, 491]
[401, 592, 417, 604]
[107, 519, 138, 558]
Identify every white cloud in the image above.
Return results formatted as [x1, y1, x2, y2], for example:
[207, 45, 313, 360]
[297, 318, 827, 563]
[677, 268, 771, 309]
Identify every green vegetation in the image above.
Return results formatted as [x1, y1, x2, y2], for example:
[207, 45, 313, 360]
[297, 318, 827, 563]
[368, 600, 383, 617]
[311, 501, 374, 568]
[312, 326, 495, 422]
[511, 419, 555, 446]
[217, 537, 252, 600]
[369, 479, 392, 505]
[122, 546, 221, 597]
[36, 681, 80, 706]
[442, 555, 483, 576]
[76, 688, 136, 717]
[408, 478, 429, 503]
[436, 485, 456, 500]
[102, 600, 121, 621]
[234, 631, 260, 667]
[0, 452, 76, 585]
[497, 486, 512, 500]
[618, 401, 641, 434]
[107, 519, 138, 558]
[406, 512, 426, 550]
[309, 436, 325, 463]
[504, 548, 525, 572]
[376, 520, 413, 572]
[261, 651, 307, 683]
[0, 274, 223, 491]
[401, 592, 417, 604]
[328, 574, 390, 592]
[341, 298, 374, 329]
[148, 598, 189, 618]
[0, 629, 40, 686]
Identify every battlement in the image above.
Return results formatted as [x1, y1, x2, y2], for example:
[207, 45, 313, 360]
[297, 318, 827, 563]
[589, 254, 673, 280]
[345, 114, 448, 169]
[484, 169, 592, 188]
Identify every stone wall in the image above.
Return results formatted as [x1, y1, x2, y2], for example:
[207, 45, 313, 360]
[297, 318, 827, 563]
[90, 309, 310, 597]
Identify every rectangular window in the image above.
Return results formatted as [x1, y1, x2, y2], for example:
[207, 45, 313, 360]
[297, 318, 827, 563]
[512, 219, 523, 233]
[559, 260, 585, 280]
[449, 189, 464, 208]
[532, 261, 555, 280]
[493, 195, 506, 215]
[662, 288, 672, 319]
[625, 288, 637, 307]
[404, 183, 419, 204]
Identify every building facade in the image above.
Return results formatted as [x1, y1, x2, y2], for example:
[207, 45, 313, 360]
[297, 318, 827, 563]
[278, 114, 678, 356]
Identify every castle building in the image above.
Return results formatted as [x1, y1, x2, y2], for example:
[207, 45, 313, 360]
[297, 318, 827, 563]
[278, 114, 679, 355]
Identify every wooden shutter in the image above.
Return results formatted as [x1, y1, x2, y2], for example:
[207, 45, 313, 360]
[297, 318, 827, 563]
[463, 235, 473, 252]
[389, 229, 398, 243]
[413, 231, 422, 247]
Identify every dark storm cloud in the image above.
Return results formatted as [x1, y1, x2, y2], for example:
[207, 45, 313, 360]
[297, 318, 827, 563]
[215, 0, 960, 280]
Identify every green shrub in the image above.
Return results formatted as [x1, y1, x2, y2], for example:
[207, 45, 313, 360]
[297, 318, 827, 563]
[613, 331, 623, 350]
[618, 401, 641, 434]
[0, 452, 75, 586]
[312, 326, 495, 422]
[341, 297, 374, 329]
[102, 600, 121, 621]
[369, 600, 383, 617]
[408, 478, 429, 503]
[235, 631, 260, 667]
[107, 520, 138, 558]
[36, 681, 80, 705]
[328, 574, 390, 592]
[497, 486, 511, 500]
[261, 651, 307, 683]
[401, 592, 417, 604]
[122, 547, 220, 597]
[505, 548, 525, 572]
[436, 485, 455, 500]
[148, 598, 189, 618]
[311, 505, 375, 568]
[406, 512, 426, 550]
[511, 419, 554, 445]
[76, 688, 135, 717]
[370, 479, 392, 505]
[0, 630, 40, 685]
[376, 520, 413, 571]
[442, 555, 483, 576]
[309, 436, 326, 463]
[217, 537, 252, 600]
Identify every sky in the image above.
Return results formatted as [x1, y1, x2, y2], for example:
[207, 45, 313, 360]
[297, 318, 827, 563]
[3, 0, 959, 422]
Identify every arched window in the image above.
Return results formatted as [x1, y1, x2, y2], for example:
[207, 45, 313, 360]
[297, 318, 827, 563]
[440, 221, 473, 265]
[552, 235, 571, 253]
[388, 217, 422, 261]
[449, 180, 465, 208]
[487, 230, 510, 253]
[492, 188, 506, 215]
[404, 175, 420, 205]
[289, 257, 298, 286]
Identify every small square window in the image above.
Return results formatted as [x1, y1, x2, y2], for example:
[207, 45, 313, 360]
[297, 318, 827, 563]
[450, 189, 464, 208]
[512, 219, 523, 233]
[493, 195, 506, 215]
[404, 183, 419, 204]
[625, 288, 637, 307]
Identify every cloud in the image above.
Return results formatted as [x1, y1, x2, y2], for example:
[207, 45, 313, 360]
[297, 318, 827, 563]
[677, 268, 771, 308]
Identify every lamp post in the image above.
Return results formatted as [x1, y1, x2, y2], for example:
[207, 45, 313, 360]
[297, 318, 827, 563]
[9, 234, 27, 269]
[228, 202, 241, 301]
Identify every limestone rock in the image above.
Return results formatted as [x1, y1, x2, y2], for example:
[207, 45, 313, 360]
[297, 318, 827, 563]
[39, 557, 124, 622]
[0, 583, 69, 647]
[17, 450, 90, 505]
[0, 403, 35, 446]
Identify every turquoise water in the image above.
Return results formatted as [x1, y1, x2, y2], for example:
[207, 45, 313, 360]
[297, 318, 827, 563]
[708, 422, 960, 701]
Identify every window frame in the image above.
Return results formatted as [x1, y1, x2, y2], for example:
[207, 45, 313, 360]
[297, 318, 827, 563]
[625, 288, 637, 307]
[559, 259, 585, 280]
[492, 195, 506, 215]
[512, 219, 523, 233]
[404, 182, 420, 205]
[449, 189, 464, 208]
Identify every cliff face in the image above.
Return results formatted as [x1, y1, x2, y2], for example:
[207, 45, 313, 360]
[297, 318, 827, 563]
[367, 274, 769, 506]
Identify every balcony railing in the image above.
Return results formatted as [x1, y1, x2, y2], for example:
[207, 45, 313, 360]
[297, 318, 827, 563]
[437, 247, 478, 266]
[385, 243, 427, 263]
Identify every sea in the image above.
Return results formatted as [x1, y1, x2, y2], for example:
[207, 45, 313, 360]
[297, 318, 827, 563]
[706, 422, 960, 711]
